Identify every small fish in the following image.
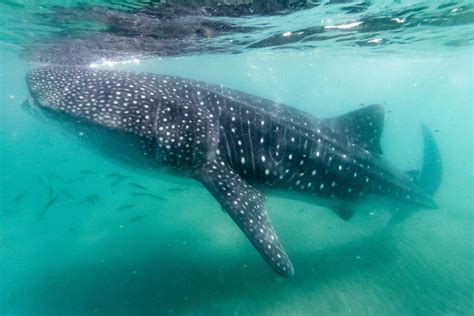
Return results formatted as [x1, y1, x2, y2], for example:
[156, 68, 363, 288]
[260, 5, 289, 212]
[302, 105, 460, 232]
[129, 215, 148, 223]
[129, 183, 147, 190]
[48, 186, 54, 197]
[115, 204, 135, 211]
[69, 227, 78, 233]
[11, 191, 27, 203]
[132, 192, 167, 201]
[38, 196, 58, 221]
[107, 173, 128, 179]
[81, 170, 98, 175]
[77, 194, 99, 204]
[167, 187, 189, 192]
[66, 177, 85, 184]
[43, 196, 58, 210]
[111, 177, 128, 187]
[60, 190, 74, 200]
[85, 194, 99, 203]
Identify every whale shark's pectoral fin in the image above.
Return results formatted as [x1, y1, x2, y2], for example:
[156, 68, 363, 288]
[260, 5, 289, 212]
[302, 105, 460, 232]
[197, 159, 295, 277]
[325, 104, 385, 155]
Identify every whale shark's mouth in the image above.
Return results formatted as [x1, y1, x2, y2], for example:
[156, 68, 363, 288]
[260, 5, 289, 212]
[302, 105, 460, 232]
[22, 98, 57, 123]
[22, 97, 41, 116]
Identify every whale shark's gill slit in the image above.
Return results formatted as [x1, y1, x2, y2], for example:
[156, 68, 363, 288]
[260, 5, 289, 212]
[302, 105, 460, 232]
[220, 125, 234, 166]
[237, 105, 252, 176]
[174, 96, 185, 166]
[198, 158, 294, 277]
[247, 110, 256, 176]
[268, 120, 280, 165]
[222, 115, 238, 168]
[237, 103, 247, 168]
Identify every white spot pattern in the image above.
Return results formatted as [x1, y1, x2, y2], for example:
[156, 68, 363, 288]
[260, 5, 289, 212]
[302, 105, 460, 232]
[27, 66, 434, 277]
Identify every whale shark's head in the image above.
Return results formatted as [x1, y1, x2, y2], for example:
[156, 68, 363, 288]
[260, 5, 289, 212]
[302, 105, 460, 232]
[26, 66, 169, 171]
[25, 67, 81, 123]
[26, 66, 158, 138]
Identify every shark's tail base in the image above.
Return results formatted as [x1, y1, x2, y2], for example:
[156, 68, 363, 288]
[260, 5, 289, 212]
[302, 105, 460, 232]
[388, 124, 442, 226]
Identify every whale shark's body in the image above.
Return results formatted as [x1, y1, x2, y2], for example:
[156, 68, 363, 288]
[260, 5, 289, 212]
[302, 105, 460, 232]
[27, 66, 442, 276]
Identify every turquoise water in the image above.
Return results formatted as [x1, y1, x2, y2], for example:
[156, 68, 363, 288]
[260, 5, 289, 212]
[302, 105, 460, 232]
[1, 1, 473, 314]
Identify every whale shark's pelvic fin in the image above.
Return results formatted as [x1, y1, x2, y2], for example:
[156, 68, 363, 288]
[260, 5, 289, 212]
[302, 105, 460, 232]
[324, 104, 385, 155]
[332, 204, 357, 221]
[198, 158, 294, 277]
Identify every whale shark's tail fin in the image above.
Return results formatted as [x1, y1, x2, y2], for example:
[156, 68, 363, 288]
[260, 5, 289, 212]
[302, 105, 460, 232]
[404, 124, 443, 198]
[417, 124, 443, 196]
[387, 124, 442, 226]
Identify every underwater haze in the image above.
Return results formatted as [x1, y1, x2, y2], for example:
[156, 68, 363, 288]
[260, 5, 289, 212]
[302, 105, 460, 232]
[1, 0, 473, 315]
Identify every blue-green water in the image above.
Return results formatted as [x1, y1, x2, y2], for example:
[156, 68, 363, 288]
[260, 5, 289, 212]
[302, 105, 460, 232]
[1, 1, 473, 315]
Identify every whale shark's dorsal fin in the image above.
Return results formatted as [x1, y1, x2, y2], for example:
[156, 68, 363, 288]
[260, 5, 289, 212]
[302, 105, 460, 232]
[197, 158, 294, 277]
[324, 104, 385, 155]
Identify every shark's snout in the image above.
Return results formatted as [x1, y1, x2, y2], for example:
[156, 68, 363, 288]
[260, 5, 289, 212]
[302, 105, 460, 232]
[26, 68, 50, 108]
[26, 71, 39, 99]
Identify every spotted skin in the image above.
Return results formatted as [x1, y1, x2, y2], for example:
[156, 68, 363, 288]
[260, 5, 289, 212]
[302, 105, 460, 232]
[27, 66, 439, 277]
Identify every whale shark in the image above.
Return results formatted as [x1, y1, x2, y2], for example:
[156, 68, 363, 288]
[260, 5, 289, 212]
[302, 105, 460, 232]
[26, 65, 442, 277]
